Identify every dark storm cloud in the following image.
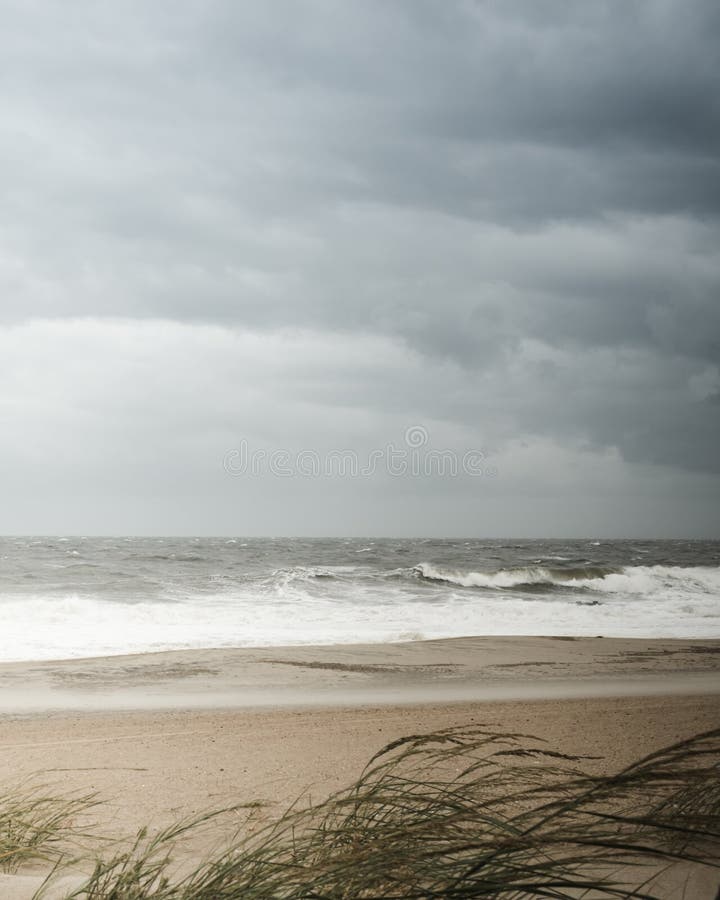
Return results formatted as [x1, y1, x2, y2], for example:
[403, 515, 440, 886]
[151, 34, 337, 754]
[0, 0, 718, 532]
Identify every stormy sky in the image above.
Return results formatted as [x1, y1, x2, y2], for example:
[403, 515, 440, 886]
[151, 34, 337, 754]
[1, 0, 719, 537]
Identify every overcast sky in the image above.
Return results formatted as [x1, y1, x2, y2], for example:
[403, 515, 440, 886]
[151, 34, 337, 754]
[1, 0, 719, 537]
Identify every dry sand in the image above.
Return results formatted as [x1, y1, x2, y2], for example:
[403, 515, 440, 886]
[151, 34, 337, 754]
[1, 636, 719, 898]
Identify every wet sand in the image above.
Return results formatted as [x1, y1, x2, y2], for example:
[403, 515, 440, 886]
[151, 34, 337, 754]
[1, 635, 719, 712]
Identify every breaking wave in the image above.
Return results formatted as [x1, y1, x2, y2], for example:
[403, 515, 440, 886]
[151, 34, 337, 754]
[1, 537, 718, 660]
[413, 562, 720, 597]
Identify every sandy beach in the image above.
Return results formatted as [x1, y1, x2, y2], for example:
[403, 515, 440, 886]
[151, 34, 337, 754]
[2, 635, 720, 712]
[1, 637, 719, 897]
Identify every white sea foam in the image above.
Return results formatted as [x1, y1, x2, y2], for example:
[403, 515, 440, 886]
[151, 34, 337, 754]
[1, 539, 719, 662]
[0, 588, 471, 661]
[1, 560, 719, 662]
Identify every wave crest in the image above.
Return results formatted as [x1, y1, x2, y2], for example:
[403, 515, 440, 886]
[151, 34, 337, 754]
[413, 562, 720, 595]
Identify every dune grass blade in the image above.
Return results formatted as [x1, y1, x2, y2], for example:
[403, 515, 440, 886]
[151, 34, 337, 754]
[37, 726, 720, 898]
[0, 785, 99, 874]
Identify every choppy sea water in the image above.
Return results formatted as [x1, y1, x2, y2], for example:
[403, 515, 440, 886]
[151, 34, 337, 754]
[1, 537, 719, 662]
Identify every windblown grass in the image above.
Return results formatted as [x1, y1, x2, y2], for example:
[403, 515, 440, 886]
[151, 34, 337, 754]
[32, 726, 720, 898]
[0, 783, 98, 873]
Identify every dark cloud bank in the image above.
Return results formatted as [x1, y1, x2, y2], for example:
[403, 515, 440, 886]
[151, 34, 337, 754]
[0, 0, 718, 536]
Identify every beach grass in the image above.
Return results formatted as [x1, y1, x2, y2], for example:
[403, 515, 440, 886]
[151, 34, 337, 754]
[0, 784, 99, 874]
[16, 725, 720, 898]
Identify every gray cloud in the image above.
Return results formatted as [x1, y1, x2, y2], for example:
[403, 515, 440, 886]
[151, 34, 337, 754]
[0, 0, 718, 533]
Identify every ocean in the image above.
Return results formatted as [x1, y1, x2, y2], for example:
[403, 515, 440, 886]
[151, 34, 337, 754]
[1, 536, 719, 662]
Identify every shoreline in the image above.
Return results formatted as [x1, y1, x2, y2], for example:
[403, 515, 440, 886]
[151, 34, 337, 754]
[1, 635, 719, 714]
